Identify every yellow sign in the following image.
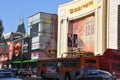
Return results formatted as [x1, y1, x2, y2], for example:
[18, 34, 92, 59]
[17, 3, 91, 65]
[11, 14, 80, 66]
[15, 50, 19, 57]
[46, 19, 52, 24]
[49, 49, 56, 55]
[70, 0, 93, 14]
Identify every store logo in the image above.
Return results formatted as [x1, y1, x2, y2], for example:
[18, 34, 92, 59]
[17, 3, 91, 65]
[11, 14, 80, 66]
[13, 43, 21, 57]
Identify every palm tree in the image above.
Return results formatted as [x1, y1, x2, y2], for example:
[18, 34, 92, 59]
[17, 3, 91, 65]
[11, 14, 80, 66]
[0, 20, 4, 38]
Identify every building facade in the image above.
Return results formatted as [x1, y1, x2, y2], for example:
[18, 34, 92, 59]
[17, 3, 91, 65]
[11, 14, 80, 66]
[0, 32, 23, 68]
[108, 0, 120, 50]
[28, 12, 58, 60]
[57, 0, 120, 57]
[0, 37, 9, 69]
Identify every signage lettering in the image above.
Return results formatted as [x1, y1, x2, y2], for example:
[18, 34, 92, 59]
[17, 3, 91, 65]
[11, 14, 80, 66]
[70, 0, 93, 14]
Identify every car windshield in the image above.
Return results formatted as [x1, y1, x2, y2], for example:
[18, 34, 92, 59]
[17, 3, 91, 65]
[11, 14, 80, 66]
[80, 68, 97, 75]
[78, 77, 103, 80]
[0, 72, 15, 78]
[77, 68, 116, 80]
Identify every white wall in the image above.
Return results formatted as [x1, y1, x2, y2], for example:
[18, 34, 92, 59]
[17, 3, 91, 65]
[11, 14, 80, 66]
[107, 0, 120, 49]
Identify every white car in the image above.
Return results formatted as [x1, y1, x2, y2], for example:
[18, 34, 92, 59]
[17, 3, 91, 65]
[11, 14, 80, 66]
[0, 72, 22, 80]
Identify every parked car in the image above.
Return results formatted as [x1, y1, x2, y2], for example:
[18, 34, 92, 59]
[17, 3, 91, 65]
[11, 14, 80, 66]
[76, 68, 116, 80]
[0, 72, 22, 80]
[24, 69, 32, 77]
[1, 68, 11, 72]
[0, 68, 18, 76]
[10, 68, 18, 76]
[18, 69, 32, 77]
[18, 69, 25, 77]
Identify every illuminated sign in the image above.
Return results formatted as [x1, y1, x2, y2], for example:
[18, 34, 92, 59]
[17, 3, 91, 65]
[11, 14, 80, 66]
[69, 0, 93, 14]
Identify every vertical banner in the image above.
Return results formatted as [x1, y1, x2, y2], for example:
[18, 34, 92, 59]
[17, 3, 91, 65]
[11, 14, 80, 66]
[8, 42, 13, 60]
[73, 34, 77, 47]
[22, 37, 31, 60]
[67, 33, 73, 47]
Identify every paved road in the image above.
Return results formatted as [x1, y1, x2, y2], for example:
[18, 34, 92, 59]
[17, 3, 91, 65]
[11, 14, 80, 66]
[21, 77, 42, 80]
[21, 77, 58, 80]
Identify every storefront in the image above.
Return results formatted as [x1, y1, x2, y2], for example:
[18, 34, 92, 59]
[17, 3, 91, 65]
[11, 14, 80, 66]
[57, 0, 107, 57]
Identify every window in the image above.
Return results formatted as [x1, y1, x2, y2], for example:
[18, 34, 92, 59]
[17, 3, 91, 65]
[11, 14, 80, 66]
[42, 61, 58, 67]
[85, 59, 96, 63]
[112, 63, 120, 70]
[62, 59, 79, 66]
[30, 23, 39, 37]
[118, 5, 120, 50]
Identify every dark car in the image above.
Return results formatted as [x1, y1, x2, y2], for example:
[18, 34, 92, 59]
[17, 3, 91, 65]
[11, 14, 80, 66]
[10, 68, 18, 76]
[24, 69, 32, 77]
[0, 72, 22, 80]
[0, 68, 19, 76]
[18, 69, 25, 77]
[1, 68, 11, 72]
[76, 68, 116, 80]
[18, 69, 32, 77]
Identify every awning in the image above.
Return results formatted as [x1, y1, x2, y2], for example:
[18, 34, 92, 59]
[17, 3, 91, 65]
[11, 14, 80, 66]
[12, 59, 38, 64]
[12, 61, 22, 64]
[23, 59, 38, 63]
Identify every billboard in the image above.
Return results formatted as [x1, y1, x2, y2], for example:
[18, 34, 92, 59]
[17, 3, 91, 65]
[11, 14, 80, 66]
[72, 15, 95, 52]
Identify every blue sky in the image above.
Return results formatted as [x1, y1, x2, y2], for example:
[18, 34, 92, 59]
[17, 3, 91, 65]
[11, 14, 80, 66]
[0, 0, 72, 34]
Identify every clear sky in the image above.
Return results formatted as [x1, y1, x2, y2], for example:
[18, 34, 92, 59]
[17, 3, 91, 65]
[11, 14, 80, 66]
[0, 0, 72, 34]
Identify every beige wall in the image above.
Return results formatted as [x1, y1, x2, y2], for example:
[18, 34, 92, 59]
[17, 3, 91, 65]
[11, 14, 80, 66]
[107, 0, 120, 49]
[57, 0, 108, 57]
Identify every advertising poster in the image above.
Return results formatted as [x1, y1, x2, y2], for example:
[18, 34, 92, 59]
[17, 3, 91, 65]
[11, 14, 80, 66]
[8, 42, 13, 60]
[72, 15, 95, 52]
[31, 52, 45, 59]
[67, 33, 73, 47]
[22, 37, 31, 60]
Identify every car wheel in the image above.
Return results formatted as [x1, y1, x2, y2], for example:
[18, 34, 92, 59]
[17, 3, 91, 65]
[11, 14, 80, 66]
[41, 72, 45, 79]
[65, 73, 71, 80]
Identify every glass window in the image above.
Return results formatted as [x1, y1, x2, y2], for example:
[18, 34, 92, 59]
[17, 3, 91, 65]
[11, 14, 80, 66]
[118, 5, 120, 50]
[30, 23, 39, 37]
